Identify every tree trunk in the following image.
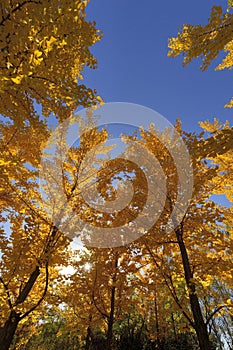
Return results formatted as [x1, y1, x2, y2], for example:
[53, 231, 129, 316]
[0, 266, 40, 350]
[171, 312, 177, 343]
[106, 257, 118, 350]
[85, 326, 92, 350]
[175, 227, 212, 350]
[0, 310, 20, 350]
[154, 288, 161, 348]
[85, 312, 93, 350]
[106, 302, 115, 350]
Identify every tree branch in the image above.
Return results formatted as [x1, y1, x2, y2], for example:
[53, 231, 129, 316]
[0, 0, 41, 26]
[15, 266, 40, 305]
[206, 305, 228, 325]
[20, 262, 49, 320]
[143, 240, 195, 328]
[0, 276, 13, 309]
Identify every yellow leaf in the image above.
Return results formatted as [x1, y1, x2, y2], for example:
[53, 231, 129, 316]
[11, 76, 23, 84]
[6, 62, 12, 69]
[34, 49, 43, 58]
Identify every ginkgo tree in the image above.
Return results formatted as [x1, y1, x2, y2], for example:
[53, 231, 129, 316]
[128, 122, 233, 350]
[1, 1, 233, 350]
[168, 1, 233, 107]
[168, 6, 233, 345]
[2, 119, 231, 350]
[0, 1, 103, 349]
[36, 120, 233, 350]
[0, 121, 112, 350]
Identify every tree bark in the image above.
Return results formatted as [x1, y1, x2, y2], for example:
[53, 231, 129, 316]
[154, 288, 161, 348]
[171, 312, 177, 343]
[0, 266, 40, 350]
[85, 312, 93, 350]
[85, 326, 92, 350]
[106, 257, 118, 350]
[0, 310, 20, 350]
[175, 226, 212, 350]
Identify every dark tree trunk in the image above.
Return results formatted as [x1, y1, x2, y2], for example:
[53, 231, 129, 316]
[106, 257, 118, 350]
[106, 284, 116, 350]
[0, 310, 20, 350]
[85, 312, 93, 350]
[154, 288, 161, 348]
[176, 227, 211, 350]
[171, 312, 177, 343]
[85, 326, 92, 350]
[0, 266, 40, 350]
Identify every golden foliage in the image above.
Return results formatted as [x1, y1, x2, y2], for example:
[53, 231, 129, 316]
[168, 5, 233, 107]
[0, 0, 102, 123]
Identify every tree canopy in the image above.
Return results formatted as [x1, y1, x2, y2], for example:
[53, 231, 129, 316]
[168, 3, 233, 107]
[0, 1, 233, 350]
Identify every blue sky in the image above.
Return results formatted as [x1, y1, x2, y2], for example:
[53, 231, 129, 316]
[84, 0, 232, 133]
